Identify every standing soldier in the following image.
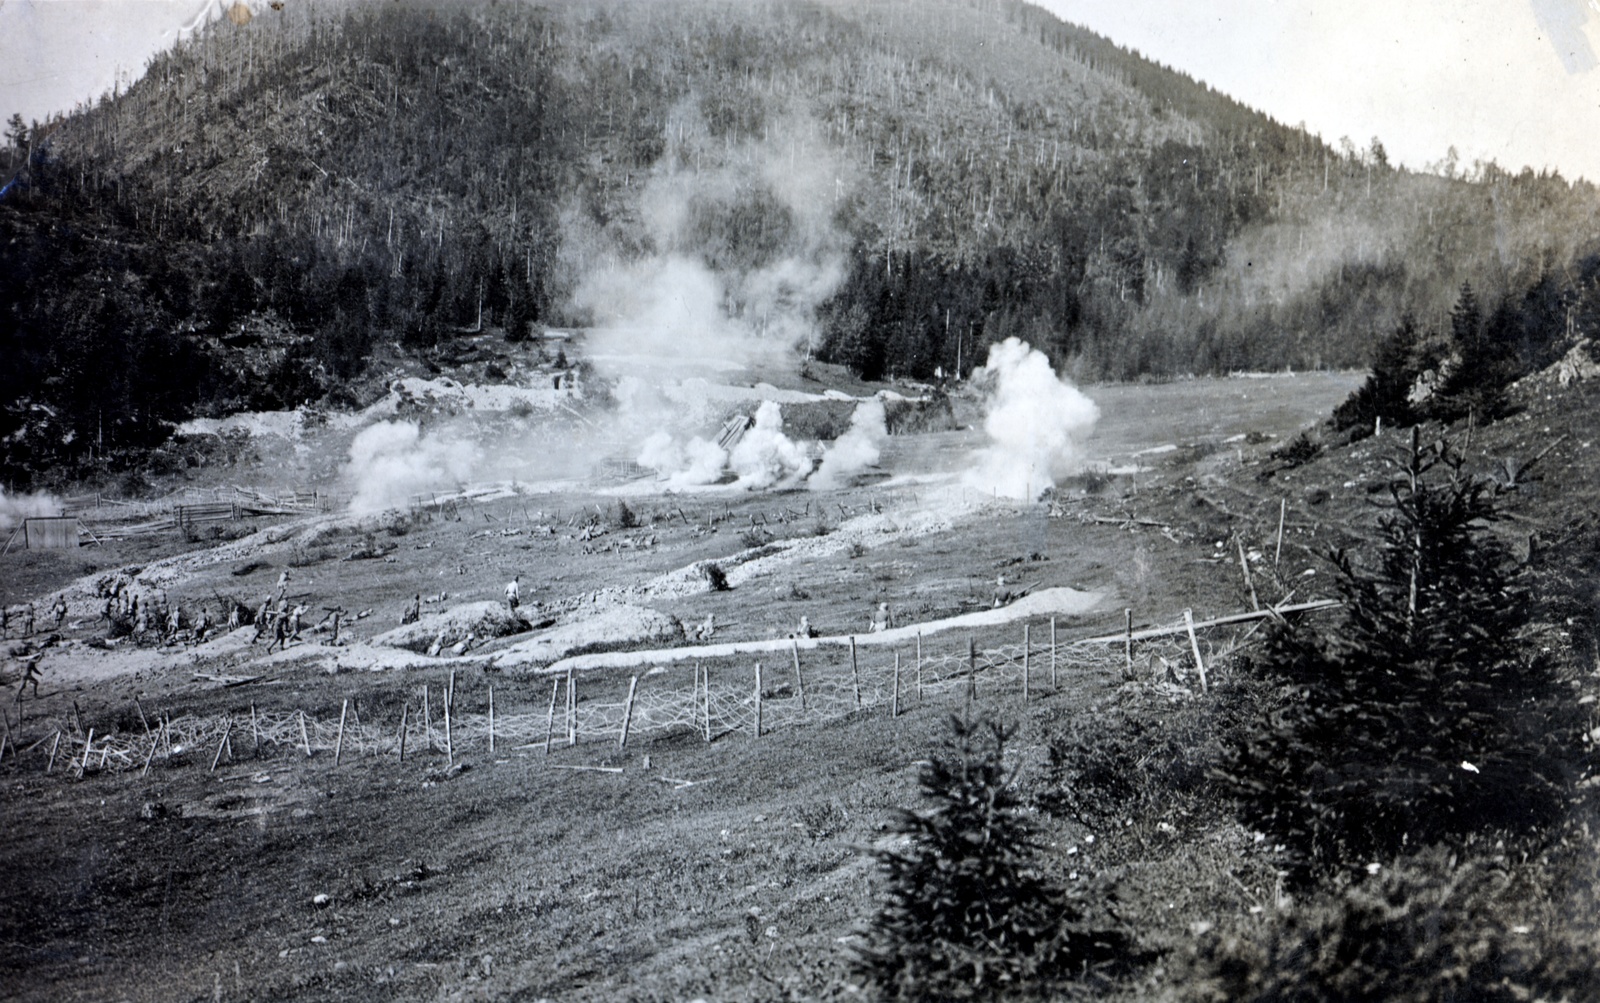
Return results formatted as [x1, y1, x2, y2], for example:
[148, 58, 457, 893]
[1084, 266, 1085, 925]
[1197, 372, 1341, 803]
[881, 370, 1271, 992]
[505, 575, 521, 613]
[253, 596, 273, 643]
[289, 603, 306, 641]
[23, 603, 35, 637]
[13, 655, 42, 703]
[167, 603, 182, 637]
[51, 595, 67, 630]
[266, 610, 290, 653]
[192, 605, 209, 644]
[401, 594, 421, 625]
[869, 602, 892, 633]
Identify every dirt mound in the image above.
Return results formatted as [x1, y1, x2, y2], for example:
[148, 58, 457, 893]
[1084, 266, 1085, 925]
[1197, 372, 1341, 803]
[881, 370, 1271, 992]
[490, 603, 683, 671]
[372, 601, 527, 653]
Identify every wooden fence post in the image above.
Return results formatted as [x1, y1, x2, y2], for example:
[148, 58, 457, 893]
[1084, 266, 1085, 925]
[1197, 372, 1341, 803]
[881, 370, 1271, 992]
[620, 676, 638, 749]
[1125, 609, 1133, 670]
[250, 703, 260, 756]
[1022, 623, 1030, 703]
[792, 641, 806, 711]
[47, 730, 61, 774]
[566, 667, 576, 747]
[850, 637, 861, 708]
[444, 673, 455, 766]
[423, 686, 432, 751]
[543, 678, 559, 754]
[488, 685, 495, 754]
[398, 703, 409, 763]
[892, 652, 901, 718]
[915, 632, 923, 700]
[701, 664, 711, 742]
[1184, 609, 1208, 693]
[967, 636, 977, 701]
[754, 663, 763, 738]
[334, 700, 349, 766]
[299, 711, 312, 757]
[1050, 617, 1058, 689]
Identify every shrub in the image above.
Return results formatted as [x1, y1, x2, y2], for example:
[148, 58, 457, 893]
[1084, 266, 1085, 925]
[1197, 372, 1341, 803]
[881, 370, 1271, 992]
[1269, 430, 1322, 468]
[702, 562, 730, 591]
[1178, 846, 1600, 1003]
[614, 498, 638, 529]
[1219, 432, 1583, 875]
[1332, 315, 1422, 436]
[855, 715, 1132, 1001]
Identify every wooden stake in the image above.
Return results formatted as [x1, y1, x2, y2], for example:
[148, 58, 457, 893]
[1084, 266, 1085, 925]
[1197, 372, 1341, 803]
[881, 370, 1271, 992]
[334, 700, 349, 766]
[892, 652, 901, 718]
[423, 685, 432, 751]
[541, 679, 558, 754]
[916, 632, 923, 700]
[299, 710, 312, 757]
[1184, 609, 1208, 692]
[47, 730, 61, 774]
[444, 684, 454, 767]
[398, 703, 409, 763]
[566, 667, 576, 747]
[619, 676, 638, 749]
[211, 717, 233, 772]
[140, 730, 156, 776]
[1274, 498, 1287, 568]
[849, 637, 861, 708]
[754, 662, 763, 738]
[1022, 623, 1030, 702]
[134, 697, 150, 735]
[1125, 609, 1133, 669]
[701, 664, 711, 742]
[1050, 617, 1058, 689]
[250, 704, 260, 756]
[1237, 537, 1260, 610]
[77, 727, 94, 778]
[488, 685, 495, 754]
[968, 636, 977, 701]
[792, 640, 805, 711]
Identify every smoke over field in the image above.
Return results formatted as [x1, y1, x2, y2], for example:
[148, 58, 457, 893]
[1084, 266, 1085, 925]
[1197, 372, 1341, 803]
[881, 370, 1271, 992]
[963, 338, 1099, 500]
[346, 421, 480, 514]
[811, 400, 888, 490]
[0, 488, 62, 530]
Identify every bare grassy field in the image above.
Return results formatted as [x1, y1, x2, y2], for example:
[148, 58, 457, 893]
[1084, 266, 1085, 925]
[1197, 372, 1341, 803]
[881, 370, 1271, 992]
[0, 369, 1428, 1003]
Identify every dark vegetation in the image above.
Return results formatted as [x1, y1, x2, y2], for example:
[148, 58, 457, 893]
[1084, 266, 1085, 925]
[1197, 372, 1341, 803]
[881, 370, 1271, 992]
[5, 0, 1600, 487]
[870, 431, 1600, 1000]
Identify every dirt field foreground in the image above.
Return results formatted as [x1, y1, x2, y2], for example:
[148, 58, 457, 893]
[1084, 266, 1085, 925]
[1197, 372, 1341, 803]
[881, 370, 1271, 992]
[40, 366, 1600, 1002]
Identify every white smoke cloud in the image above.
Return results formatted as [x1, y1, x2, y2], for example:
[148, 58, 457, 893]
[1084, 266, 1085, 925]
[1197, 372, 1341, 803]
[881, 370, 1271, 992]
[345, 420, 480, 514]
[963, 338, 1099, 501]
[0, 488, 62, 531]
[637, 430, 728, 488]
[810, 399, 888, 490]
[730, 401, 813, 489]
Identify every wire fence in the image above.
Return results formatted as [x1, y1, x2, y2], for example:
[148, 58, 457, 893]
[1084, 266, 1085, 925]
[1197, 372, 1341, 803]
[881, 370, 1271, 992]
[3, 615, 1231, 783]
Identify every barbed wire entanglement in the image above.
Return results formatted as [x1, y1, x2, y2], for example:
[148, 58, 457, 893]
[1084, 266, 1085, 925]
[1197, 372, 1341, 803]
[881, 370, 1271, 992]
[2, 610, 1262, 782]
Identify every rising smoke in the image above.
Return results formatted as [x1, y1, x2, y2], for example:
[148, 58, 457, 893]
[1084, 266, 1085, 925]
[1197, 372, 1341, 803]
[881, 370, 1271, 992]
[963, 338, 1099, 500]
[729, 401, 814, 489]
[345, 420, 480, 514]
[0, 488, 62, 531]
[810, 399, 887, 490]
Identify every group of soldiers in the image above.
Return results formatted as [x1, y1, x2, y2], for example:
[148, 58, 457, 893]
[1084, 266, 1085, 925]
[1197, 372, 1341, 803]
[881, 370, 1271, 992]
[2, 596, 66, 639]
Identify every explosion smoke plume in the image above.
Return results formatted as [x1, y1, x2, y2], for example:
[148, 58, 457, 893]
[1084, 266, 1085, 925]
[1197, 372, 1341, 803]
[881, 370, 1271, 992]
[346, 421, 480, 514]
[963, 338, 1098, 500]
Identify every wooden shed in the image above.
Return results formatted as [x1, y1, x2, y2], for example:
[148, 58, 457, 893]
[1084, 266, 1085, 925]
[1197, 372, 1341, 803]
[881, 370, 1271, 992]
[22, 516, 79, 549]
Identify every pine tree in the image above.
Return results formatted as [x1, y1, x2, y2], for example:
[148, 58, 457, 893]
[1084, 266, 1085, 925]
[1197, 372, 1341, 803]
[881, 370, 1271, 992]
[1221, 431, 1579, 874]
[856, 715, 1129, 1001]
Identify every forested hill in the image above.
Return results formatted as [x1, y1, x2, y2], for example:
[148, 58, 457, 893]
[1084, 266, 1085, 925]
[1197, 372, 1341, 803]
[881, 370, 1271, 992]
[3, 0, 1599, 485]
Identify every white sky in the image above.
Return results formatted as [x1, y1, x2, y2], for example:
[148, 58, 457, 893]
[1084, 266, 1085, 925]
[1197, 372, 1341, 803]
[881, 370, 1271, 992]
[2, 0, 1599, 181]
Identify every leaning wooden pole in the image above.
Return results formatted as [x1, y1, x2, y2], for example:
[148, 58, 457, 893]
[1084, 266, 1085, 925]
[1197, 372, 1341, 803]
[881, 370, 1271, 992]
[1125, 609, 1133, 670]
[619, 676, 638, 749]
[792, 640, 806, 712]
[398, 703, 409, 763]
[211, 717, 234, 772]
[1050, 617, 1058, 689]
[334, 700, 349, 766]
[444, 676, 454, 766]
[299, 711, 312, 757]
[566, 667, 576, 747]
[915, 632, 923, 700]
[1275, 498, 1287, 568]
[1184, 609, 1208, 693]
[1237, 537, 1260, 611]
[488, 685, 495, 754]
[701, 664, 711, 742]
[753, 663, 763, 738]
